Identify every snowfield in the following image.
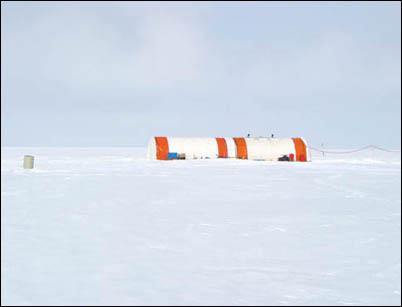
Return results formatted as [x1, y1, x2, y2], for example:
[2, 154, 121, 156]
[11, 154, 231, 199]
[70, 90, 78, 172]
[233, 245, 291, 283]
[1, 147, 401, 306]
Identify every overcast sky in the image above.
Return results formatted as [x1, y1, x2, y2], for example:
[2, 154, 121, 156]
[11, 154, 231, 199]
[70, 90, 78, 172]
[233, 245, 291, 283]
[1, 1, 401, 148]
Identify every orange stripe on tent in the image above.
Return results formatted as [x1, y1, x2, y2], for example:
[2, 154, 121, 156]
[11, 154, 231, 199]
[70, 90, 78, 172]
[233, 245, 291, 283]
[155, 137, 169, 160]
[215, 138, 228, 158]
[233, 137, 248, 159]
[292, 138, 307, 162]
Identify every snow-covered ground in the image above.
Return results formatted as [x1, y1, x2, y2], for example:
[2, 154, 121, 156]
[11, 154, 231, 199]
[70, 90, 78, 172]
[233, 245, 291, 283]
[1, 147, 401, 306]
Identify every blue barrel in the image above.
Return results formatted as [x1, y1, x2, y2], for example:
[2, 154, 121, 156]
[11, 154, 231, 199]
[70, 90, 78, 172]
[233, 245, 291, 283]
[167, 152, 178, 160]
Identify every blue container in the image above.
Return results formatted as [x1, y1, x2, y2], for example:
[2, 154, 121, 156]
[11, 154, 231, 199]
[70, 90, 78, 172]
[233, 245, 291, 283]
[167, 152, 178, 160]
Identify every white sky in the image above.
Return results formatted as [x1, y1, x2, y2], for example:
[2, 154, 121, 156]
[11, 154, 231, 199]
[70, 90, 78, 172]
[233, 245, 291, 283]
[1, 1, 401, 148]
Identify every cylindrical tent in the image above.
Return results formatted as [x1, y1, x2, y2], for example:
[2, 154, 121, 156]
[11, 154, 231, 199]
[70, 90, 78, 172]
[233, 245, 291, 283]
[148, 137, 311, 161]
